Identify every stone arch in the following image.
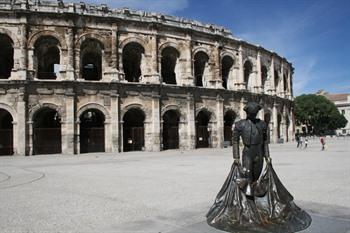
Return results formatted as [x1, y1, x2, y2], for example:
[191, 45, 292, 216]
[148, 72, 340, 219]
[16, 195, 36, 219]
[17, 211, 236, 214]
[28, 30, 67, 50]
[0, 33, 15, 79]
[77, 103, 111, 123]
[0, 103, 17, 123]
[121, 103, 150, 122]
[0, 28, 20, 48]
[195, 106, 217, 123]
[159, 42, 181, 54]
[122, 42, 146, 82]
[161, 104, 186, 122]
[192, 46, 210, 56]
[243, 59, 253, 89]
[30, 103, 63, 121]
[220, 50, 236, 62]
[76, 33, 107, 51]
[80, 38, 104, 81]
[160, 46, 180, 85]
[119, 36, 147, 52]
[221, 54, 235, 89]
[0, 106, 15, 155]
[193, 50, 210, 87]
[31, 104, 62, 155]
[224, 107, 240, 121]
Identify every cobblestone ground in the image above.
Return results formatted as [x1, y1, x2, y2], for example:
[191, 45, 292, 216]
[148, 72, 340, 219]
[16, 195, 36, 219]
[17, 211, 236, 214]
[1, 137, 350, 233]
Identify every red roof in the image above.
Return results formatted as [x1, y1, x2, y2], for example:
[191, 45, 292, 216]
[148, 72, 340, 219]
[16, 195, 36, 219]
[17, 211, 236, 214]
[323, 93, 349, 102]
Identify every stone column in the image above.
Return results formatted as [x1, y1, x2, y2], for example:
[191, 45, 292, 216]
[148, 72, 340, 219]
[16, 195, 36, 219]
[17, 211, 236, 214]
[76, 120, 80, 154]
[269, 56, 276, 95]
[65, 28, 75, 80]
[181, 37, 194, 86]
[16, 92, 26, 155]
[110, 93, 119, 153]
[187, 93, 196, 149]
[27, 120, 33, 155]
[280, 62, 285, 97]
[236, 45, 245, 90]
[256, 51, 263, 93]
[178, 120, 187, 150]
[62, 92, 75, 154]
[104, 121, 112, 152]
[215, 96, 224, 148]
[272, 102, 278, 143]
[141, 35, 160, 84]
[120, 121, 124, 152]
[290, 108, 295, 141]
[149, 93, 161, 151]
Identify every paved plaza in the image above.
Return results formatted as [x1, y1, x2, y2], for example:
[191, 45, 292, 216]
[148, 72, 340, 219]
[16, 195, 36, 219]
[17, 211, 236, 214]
[1, 138, 350, 233]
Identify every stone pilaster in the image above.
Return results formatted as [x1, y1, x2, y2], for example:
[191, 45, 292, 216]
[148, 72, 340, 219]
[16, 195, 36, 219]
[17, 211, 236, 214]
[65, 28, 75, 80]
[269, 56, 276, 95]
[215, 95, 224, 148]
[187, 93, 196, 149]
[62, 91, 74, 154]
[236, 45, 245, 90]
[272, 102, 278, 143]
[256, 51, 263, 93]
[110, 93, 119, 152]
[15, 92, 26, 155]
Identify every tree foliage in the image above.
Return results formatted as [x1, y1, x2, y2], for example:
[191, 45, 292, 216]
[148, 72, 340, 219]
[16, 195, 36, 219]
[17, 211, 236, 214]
[294, 94, 347, 135]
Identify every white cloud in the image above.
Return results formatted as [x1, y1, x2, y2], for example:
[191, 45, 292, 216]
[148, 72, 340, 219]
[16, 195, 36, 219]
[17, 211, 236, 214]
[71, 0, 189, 14]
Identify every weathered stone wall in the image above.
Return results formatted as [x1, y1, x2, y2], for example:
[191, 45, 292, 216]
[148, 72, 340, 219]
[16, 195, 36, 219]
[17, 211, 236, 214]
[0, 1, 295, 155]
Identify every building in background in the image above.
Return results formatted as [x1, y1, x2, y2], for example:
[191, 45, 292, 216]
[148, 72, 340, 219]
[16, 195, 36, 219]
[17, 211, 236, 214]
[0, 0, 294, 156]
[318, 90, 350, 136]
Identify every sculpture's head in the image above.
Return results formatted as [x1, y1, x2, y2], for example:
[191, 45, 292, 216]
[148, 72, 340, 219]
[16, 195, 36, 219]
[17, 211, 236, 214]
[244, 102, 262, 119]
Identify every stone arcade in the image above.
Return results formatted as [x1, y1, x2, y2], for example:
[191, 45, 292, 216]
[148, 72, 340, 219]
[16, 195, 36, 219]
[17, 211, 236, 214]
[0, 0, 294, 156]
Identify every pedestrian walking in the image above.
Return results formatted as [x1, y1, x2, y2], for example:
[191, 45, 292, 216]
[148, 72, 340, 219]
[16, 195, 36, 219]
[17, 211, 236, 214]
[304, 137, 308, 149]
[320, 136, 326, 151]
[296, 133, 300, 148]
[299, 135, 304, 148]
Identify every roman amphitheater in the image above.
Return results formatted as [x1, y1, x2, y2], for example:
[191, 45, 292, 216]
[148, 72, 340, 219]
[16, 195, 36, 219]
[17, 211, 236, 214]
[0, 0, 294, 156]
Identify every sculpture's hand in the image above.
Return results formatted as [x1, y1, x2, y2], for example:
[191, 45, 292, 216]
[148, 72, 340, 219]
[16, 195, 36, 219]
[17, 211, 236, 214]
[265, 156, 272, 164]
[233, 158, 240, 165]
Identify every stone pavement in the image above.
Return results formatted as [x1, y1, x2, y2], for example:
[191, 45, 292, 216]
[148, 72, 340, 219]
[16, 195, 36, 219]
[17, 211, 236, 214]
[0, 137, 350, 233]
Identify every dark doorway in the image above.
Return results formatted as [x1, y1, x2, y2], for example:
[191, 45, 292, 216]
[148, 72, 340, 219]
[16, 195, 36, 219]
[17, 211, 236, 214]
[274, 70, 279, 90]
[224, 110, 236, 145]
[80, 109, 105, 153]
[285, 116, 290, 142]
[34, 36, 60, 79]
[196, 110, 211, 148]
[33, 108, 61, 155]
[161, 47, 179, 85]
[261, 65, 268, 89]
[162, 110, 179, 150]
[221, 56, 234, 89]
[194, 51, 209, 87]
[123, 108, 145, 152]
[123, 42, 145, 82]
[81, 39, 103, 81]
[244, 60, 253, 89]
[0, 34, 14, 79]
[0, 109, 13, 155]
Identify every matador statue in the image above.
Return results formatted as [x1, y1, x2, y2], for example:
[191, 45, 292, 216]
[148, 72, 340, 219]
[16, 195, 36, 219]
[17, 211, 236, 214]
[207, 102, 311, 233]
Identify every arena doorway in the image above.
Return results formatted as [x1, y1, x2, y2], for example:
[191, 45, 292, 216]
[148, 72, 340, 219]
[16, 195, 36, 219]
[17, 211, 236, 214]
[80, 109, 105, 153]
[33, 108, 61, 155]
[162, 110, 179, 150]
[123, 108, 145, 152]
[0, 109, 13, 155]
[196, 110, 211, 148]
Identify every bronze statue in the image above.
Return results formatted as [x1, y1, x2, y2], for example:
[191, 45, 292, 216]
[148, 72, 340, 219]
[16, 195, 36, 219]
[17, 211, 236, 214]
[207, 102, 311, 233]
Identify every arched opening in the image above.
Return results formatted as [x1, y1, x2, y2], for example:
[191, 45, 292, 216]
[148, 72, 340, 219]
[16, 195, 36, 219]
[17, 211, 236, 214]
[0, 34, 14, 79]
[162, 110, 180, 150]
[33, 107, 61, 155]
[34, 36, 60, 79]
[221, 56, 234, 89]
[277, 114, 282, 139]
[80, 109, 105, 153]
[123, 108, 145, 152]
[244, 60, 253, 90]
[274, 70, 279, 90]
[0, 109, 13, 155]
[196, 110, 211, 148]
[81, 39, 103, 81]
[224, 110, 236, 145]
[261, 65, 268, 90]
[283, 74, 288, 92]
[123, 42, 145, 82]
[194, 51, 209, 87]
[161, 47, 179, 85]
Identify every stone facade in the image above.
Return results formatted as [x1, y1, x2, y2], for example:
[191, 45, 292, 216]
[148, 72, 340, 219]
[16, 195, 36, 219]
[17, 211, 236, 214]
[0, 0, 294, 156]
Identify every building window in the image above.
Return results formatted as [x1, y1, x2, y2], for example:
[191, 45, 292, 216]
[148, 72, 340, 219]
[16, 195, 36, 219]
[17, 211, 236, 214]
[341, 110, 345, 115]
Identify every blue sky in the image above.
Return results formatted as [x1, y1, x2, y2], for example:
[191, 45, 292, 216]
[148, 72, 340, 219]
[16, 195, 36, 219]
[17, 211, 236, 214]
[72, 0, 350, 95]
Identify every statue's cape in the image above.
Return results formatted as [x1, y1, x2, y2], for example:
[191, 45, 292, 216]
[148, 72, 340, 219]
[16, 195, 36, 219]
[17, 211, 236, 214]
[206, 162, 312, 233]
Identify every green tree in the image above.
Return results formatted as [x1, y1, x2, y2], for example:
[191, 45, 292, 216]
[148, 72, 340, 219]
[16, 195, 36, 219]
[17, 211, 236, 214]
[294, 94, 347, 135]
